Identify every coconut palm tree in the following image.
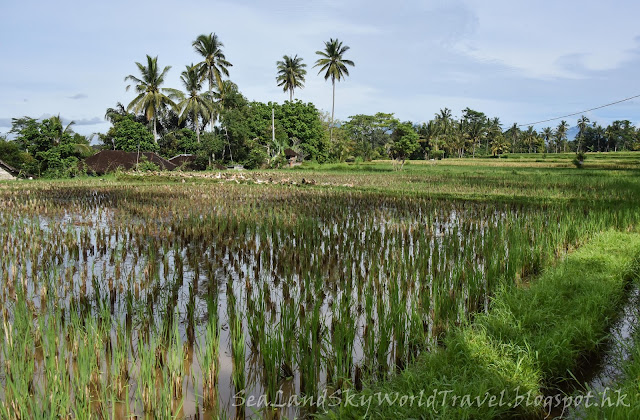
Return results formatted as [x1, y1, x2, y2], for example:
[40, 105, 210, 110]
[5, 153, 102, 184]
[555, 120, 569, 153]
[486, 117, 502, 153]
[276, 55, 307, 101]
[212, 80, 241, 162]
[165, 64, 216, 143]
[193, 33, 232, 130]
[576, 115, 590, 153]
[314, 38, 355, 142]
[508, 123, 520, 153]
[124, 55, 176, 143]
[541, 127, 553, 153]
[49, 114, 75, 146]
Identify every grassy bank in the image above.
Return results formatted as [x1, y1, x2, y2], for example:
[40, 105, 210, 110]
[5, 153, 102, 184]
[583, 271, 640, 419]
[325, 231, 640, 419]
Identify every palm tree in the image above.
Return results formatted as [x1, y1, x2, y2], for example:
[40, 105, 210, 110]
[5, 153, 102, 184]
[193, 33, 232, 130]
[314, 38, 355, 142]
[555, 120, 569, 153]
[212, 80, 241, 162]
[165, 64, 216, 143]
[49, 114, 75, 146]
[541, 127, 553, 153]
[486, 117, 502, 153]
[276, 55, 307, 101]
[508, 123, 520, 153]
[124, 55, 176, 143]
[576, 115, 590, 153]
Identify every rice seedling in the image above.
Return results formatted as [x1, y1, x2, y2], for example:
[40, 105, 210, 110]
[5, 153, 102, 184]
[198, 302, 220, 410]
[0, 161, 638, 418]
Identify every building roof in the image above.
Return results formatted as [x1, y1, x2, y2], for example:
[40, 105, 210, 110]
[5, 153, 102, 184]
[284, 148, 299, 158]
[83, 150, 177, 175]
[168, 154, 196, 168]
[0, 159, 20, 178]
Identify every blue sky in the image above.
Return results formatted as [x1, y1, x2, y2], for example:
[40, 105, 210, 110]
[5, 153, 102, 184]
[1, 0, 640, 136]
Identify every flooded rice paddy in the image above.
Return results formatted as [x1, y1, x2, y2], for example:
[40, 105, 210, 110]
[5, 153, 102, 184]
[0, 182, 636, 419]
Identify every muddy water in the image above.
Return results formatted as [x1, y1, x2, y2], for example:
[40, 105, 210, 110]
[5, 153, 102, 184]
[554, 287, 640, 419]
[1, 195, 529, 419]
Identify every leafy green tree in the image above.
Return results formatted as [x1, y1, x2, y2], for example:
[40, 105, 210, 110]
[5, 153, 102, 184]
[606, 120, 635, 151]
[280, 100, 326, 162]
[276, 55, 307, 101]
[193, 33, 232, 130]
[314, 38, 355, 142]
[9, 116, 88, 177]
[124, 55, 176, 142]
[344, 113, 396, 160]
[389, 122, 419, 169]
[100, 116, 157, 153]
[0, 137, 33, 172]
[158, 128, 198, 158]
[166, 64, 216, 143]
[460, 108, 487, 157]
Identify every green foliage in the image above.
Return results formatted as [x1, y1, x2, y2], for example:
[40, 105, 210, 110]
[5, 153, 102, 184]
[389, 122, 419, 162]
[243, 144, 268, 169]
[125, 55, 176, 140]
[0, 138, 33, 172]
[9, 116, 89, 177]
[431, 149, 445, 160]
[159, 128, 198, 157]
[136, 156, 160, 172]
[573, 151, 587, 168]
[280, 100, 327, 161]
[218, 97, 327, 164]
[276, 55, 307, 101]
[344, 113, 396, 160]
[327, 231, 640, 419]
[100, 116, 158, 153]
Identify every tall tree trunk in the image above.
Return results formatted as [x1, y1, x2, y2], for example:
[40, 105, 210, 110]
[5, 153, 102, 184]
[153, 118, 158, 144]
[330, 78, 335, 143]
[209, 75, 215, 133]
[290, 89, 293, 102]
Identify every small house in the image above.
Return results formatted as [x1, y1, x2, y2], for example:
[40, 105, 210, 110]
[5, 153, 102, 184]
[284, 148, 302, 166]
[168, 154, 197, 170]
[0, 160, 19, 180]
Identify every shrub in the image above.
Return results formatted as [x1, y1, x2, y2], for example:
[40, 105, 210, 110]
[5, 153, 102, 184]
[573, 152, 587, 168]
[136, 157, 160, 172]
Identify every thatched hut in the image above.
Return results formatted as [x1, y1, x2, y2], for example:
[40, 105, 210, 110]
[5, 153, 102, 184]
[0, 160, 19, 180]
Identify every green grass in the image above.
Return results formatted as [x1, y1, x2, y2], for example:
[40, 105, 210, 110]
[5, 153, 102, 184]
[324, 231, 640, 419]
[582, 263, 640, 419]
[1, 157, 640, 418]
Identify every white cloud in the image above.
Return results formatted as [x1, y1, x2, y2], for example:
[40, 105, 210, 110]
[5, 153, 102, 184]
[455, 0, 640, 79]
[1, 0, 640, 134]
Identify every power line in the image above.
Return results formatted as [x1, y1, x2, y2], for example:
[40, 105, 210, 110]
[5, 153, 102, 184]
[518, 93, 640, 127]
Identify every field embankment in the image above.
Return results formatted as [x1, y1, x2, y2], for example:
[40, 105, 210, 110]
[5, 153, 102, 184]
[325, 231, 640, 419]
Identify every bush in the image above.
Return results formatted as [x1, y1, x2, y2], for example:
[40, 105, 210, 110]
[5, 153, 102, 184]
[431, 150, 445, 160]
[136, 157, 160, 172]
[573, 152, 587, 168]
[269, 154, 287, 169]
[243, 147, 267, 169]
